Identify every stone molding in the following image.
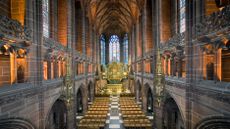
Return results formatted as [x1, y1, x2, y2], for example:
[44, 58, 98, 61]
[0, 15, 32, 41]
[195, 5, 230, 37]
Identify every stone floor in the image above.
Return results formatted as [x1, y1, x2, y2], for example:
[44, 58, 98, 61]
[105, 95, 125, 129]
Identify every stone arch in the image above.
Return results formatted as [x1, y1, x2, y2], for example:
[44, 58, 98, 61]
[144, 83, 154, 114]
[206, 62, 214, 80]
[165, 91, 186, 123]
[162, 93, 185, 129]
[44, 94, 62, 127]
[0, 118, 35, 129]
[17, 64, 25, 83]
[45, 99, 68, 129]
[76, 85, 84, 115]
[135, 79, 142, 102]
[194, 116, 230, 129]
[87, 81, 94, 102]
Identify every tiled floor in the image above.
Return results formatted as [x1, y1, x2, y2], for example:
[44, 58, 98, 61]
[105, 95, 124, 129]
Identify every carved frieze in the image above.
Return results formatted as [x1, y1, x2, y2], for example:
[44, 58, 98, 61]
[43, 37, 66, 51]
[160, 33, 185, 51]
[0, 15, 32, 41]
[195, 6, 230, 37]
[43, 37, 68, 60]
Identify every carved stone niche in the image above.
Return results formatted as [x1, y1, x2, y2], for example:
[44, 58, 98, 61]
[175, 46, 184, 57]
[201, 44, 215, 55]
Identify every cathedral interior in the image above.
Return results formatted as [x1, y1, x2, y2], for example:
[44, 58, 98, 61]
[0, 0, 230, 129]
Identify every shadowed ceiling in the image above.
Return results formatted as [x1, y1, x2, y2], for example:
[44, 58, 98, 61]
[85, 0, 144, 35]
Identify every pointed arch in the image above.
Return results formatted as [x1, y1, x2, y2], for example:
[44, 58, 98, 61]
[0, 118, 35, 129]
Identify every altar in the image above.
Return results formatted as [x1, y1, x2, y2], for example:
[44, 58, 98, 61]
[97, 62, 129, 95]
[107, 84, 123, 94]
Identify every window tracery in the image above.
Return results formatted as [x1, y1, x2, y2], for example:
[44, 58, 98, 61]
[100, 35, 106, 65]
[109, 35, 120, 62]
[179, 0, 186, 33]
[123, 34, 128, 64]
[43, 0, 49, 37]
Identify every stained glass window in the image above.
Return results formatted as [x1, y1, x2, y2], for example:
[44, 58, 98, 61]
[123, 34, 129, 64]
[100, 35, 106, 65]
[179, 0, 186, 33]
[43, 0, 49, 37]
[109, 35, 120, 62]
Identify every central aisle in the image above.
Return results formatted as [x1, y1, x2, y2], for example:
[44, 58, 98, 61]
[77, 95, 152, 129]
[105, 95, 124, 129]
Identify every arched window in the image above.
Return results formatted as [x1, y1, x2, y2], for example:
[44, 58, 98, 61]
[43, 0, 49, 37]
[109, 35, 120, 62]
[100, 35, 106, 65]
[123, 34, 129, 64]
[179, 0, 186, 33]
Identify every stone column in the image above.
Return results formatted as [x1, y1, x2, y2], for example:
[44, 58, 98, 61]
[185, 0, 194, 128]
[120, 36, 124, 63]
[154, 0, 164, 128]
[165, 56, 169, 76]
[178, 57, 182, 78]
[35, 0, 45, 128]
[136, 19, 141, 58]
[95, 33, 100, 64]
[54, 60, 58, 78]
[170, 56, 174, 76]
[53, 1, 58, 40]
[105, 36, 110, 64]
[82, 9, 86, 55]
[177, 51, 183, 78]
[128, 33, 132, 64]
[173, 58, 177, 76]
[134, 25, 137, 62]
[67, 0, 75, 128]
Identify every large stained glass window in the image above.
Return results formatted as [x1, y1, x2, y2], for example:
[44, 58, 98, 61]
[43, 0, 49, 37]
[109, 35, 120, 62]
[123, 34, 129, 64]
[179, 0, 186, 33]
[100, 35, 106, 65]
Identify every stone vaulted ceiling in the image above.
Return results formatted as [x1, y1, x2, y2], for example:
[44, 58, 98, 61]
[85, 0, 144, 35]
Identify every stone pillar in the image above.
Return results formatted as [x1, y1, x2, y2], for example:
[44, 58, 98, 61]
[69, 0, 75, 128]
[185, 0, 194, 128]
[128, 33, 132, 64]
[120, 36, 124, 63]
[172, 0, 178, 34]
[154, 104, 163, 129]
[173, 58, 177, 76]
[92, 29, 96, 63]
[213, 48, 219, 82]
[35, 0, 45, 128]
[177, 51, 183, 78]
[170, 57, 174, 76]
[154, 0, 164, 128]
[96, 33, 100, 65]
[178, 57, 182, 78]
[53, 1, 58, 40]
[133, 25, 137, 61]
[54, 60, 58, 78]
[165, 56, 169, 76]
[105, 36, 110, 64]
[82, 10, 86, 55]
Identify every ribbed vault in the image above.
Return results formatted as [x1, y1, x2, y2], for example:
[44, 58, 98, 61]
[85, 0, 144, 35]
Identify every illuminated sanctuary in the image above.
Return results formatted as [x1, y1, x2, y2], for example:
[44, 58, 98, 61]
[0, 0, 230, 129]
